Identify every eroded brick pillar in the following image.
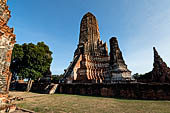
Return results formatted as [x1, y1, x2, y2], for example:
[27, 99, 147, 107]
[0, 0, 16, 112]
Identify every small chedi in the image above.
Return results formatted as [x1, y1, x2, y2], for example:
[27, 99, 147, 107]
[138, 47, 170, 83]
[63, 12, 131, 83]
[0, 0, 16, 112]
[152, 47, 170, 83]
[106, 37, 131, 82]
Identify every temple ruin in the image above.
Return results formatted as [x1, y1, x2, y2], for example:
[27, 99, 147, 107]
[137, 47, 170, 83]
[152, 47, 170, 83]
[0, 0, 16, 112]
[63, 12, 131, 83]
[60, 44, 170, 100]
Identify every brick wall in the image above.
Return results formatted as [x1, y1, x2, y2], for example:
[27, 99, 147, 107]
[0, 0, 16, 112]
[58, 83, 170, 100]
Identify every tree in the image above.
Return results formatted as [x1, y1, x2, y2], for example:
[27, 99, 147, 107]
[10, 42, 53, 91]
[10, 44, 24, 81]
[132, 73, 142, 79]
[51, 74, 64, 83]
[132, 72, 152, 81]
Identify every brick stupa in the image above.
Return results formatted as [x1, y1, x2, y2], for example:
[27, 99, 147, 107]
[63, 12, 131, 83]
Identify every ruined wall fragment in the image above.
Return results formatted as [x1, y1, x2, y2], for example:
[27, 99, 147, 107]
[0, 0, 16, 112]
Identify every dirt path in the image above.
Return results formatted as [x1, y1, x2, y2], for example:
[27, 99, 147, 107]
[9, 91, 47, 99]
[10, 91, 47, 113]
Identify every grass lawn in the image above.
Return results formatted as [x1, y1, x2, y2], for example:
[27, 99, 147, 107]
[10, 91, 170, 113]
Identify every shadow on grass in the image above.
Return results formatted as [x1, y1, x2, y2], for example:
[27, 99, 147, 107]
[54, 93, 169, 102]
[10, 89, 170, 102]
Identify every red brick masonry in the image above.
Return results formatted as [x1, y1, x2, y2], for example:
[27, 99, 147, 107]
[58, 83, 170, 100]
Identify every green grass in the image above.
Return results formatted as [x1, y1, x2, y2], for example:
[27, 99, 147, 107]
[10, 91, 170, 113]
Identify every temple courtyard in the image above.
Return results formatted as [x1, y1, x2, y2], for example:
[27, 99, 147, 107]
[10, 91, 170, 113]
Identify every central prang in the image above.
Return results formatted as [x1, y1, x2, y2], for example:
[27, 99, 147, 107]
[63, 12, 131, 83]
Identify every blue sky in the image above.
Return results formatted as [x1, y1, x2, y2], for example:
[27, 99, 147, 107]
[7, 0, 170, 75]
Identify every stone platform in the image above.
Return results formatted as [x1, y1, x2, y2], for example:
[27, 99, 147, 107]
[58, 83, 170, 100]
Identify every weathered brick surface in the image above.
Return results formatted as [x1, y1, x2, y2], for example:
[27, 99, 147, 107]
[137, 47, 170, 83]
[58, 83, 170, 100]
[106, 37, 131, 82]
[152, 47, 170, 83]
[0, 0, 16, 112]
[0, 0, 15, 93]
[63, 12, 131, 83]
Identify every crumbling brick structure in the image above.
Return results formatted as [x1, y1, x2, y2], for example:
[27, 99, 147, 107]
[137, 47, 170, 83]
[0, 0, 16, 112]
[58, 83, 170, 100]
[63, 12, 131, 83]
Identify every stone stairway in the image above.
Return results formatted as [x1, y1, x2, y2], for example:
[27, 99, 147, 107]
[45, 84, 58, 94]
[63, 54, 80, 78]
[49, 84, 58, 94]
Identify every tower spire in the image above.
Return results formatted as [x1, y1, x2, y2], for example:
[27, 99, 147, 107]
[79, 12, 100, 44]
[78, 12, 101, 55]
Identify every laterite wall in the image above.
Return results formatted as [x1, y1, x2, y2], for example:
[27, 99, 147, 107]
[58, 83, 170, 100]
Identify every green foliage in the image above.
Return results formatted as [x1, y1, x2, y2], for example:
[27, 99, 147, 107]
[10, 44, 24, 81]
[51, 74, 64, 83]
[132, 73, 143, 79]
[10, 42, 53, 81]
[133, 72, 152, 80]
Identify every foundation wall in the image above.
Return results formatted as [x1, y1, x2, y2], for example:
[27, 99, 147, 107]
[57, 83, 170, 100]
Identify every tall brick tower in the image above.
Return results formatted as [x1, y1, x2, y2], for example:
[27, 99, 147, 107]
[78, 12, 101, 54]
[0, 0, 16, 112]
[63, 12, 131, 83]
[64, 12, 110, 83]
[108, 37, 131, 81]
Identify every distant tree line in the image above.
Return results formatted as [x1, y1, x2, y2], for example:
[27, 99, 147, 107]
[51, 74, 64, 83]
[132, 72, 152, 80]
